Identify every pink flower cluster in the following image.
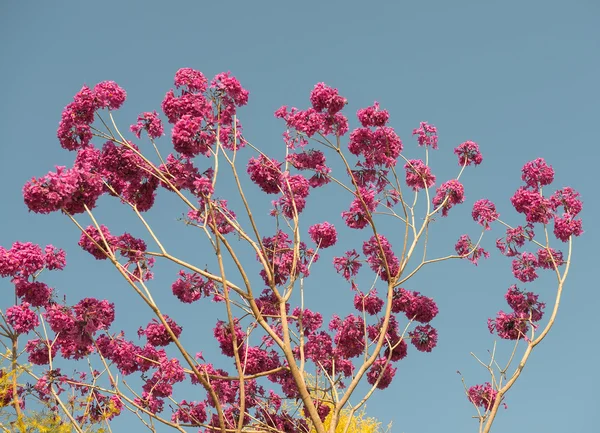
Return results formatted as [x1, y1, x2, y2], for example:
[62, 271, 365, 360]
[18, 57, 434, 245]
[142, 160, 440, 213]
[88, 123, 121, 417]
[57, 81, 126, 151]
[404, 159, 436, 191]
[510, 159, 583, 242]
[454, 141, 482, 166]
[488, 286, 545, 340]
[308, 222, 338, 248]
[468, 382, 497, 410]
[412, 121, 438, 149]
[275, 83, 349, 149]
[432, 180, 465, 216]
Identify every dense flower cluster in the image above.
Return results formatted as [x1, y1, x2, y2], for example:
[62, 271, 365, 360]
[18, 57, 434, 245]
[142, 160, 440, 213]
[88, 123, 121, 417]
[454, 141, 482, 166]
[432, 180, 465, 216]
[130, 111, 164, 139]
[468, 382, 497, 410]
[308, 222, 338, 248]
[404, 159, 436, 191]
[472, 199, 499, 229]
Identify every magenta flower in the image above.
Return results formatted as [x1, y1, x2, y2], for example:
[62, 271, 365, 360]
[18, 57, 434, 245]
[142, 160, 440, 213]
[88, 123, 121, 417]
[93, 81, 127, 110]
[357, 102, 389, 127]
[174, 68, 208, 93]
[138, 315, 182, 347]
[6, 302, 39, 334]
[130, 111, 164, 139]
[488, 310, 529, 340]
[308, 222, 338, 248]
[247, 155, 283, 194]
[171, 270, 214, 303]
[455, 234, 489, 266]
[505, 285, 545, 322]
[512, 252, 539, 282]
[472, 199, 499, 229]
[412, 121, 438, 149]
[310, 82, 347, 115]
[404, 159, 436, 191]
[366, 358, 397, 389]
[537, 248, 565, 269]
[409, 324, 438, 352]
[333, 249, 362, 280]
[432, 180, 465, 216]
[454, 141, 482, 166]
[353, 290, 384, 315]
[553, 212, 583, 242]
[521, 158, 554, 188]
[468, 382, 498, 410]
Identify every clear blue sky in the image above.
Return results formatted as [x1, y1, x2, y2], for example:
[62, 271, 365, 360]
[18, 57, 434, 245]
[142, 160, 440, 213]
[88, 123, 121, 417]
[1, 1, 598, 432]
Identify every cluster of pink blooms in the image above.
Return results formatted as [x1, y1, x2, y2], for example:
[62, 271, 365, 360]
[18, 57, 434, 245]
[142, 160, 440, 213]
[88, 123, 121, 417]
[412, 121, 438, 149]
[488, 285, 545, 340]
[6, 67, 586, 431]
[510, 159, 583, 241]
[308, 222, 338, 248]
[468, 382, 498, 410]
[432, 180, 465, 216]
[404, 159, 436, 191]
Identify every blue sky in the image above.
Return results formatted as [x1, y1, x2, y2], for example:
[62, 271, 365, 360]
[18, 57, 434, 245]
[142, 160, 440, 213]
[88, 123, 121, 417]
[0, 1, 598, 432]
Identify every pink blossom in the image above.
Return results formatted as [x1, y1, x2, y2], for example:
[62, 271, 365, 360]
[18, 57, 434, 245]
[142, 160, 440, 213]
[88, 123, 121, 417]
[213, 320, 245, 357]
[510, 187, 555, 224]
[0, 242, 45, 278]
[348, 126, 403, 168]
[333, 249, 362, 280]
[488, 311, 528, 340]
[6, 302, 39, 334]
[130, 111, 164, 139]
[512, 252, 538, 282]
[330, 314, 365, 358]
[409, 324, 438, 352]
[505, 285, 545, 322]
[292, 307, 323, 335]
[472, 199, 499, 229]
[14, 279, 53, 307]
[496, 224, 534, 257]
[366, 358, 396, 389]
[404, 159, 436, 190]
[79, 225, 118, 260]
[308, 222, 338, 248]
[172, 400, 207, 425]
[174, 68, 208, 93]
[392, 288, 439, 323]
[211, 72, 249, 107]
[412, 121, 438, 149]
[44, 245, 66, 270]
[138, 315, 182, 347]
[93, 81, 127, 110]
[521, 158, 554, 188]
[357, 102, 389, 127]
[550, 187, 582, 215]
[310, 82, 347, 115]
[171, 270, 214, 303]
[455, 234, 490, 266]
[553, 213, 583, 242]
[468, 382, 497, 410]
[25, 339, 57, 365]
[537, 248, 565, 269]
[342, 187, 378, 229]
[172, 115, 215, 157]
[23, 166, 80, 214]
[362, 234, 400, 282]
[247, 155, 283, 194]
[286, 149, 331, 187]
[353, 290, 384, 315]
[432, 180, 465, 216]
[454, 141, 482, 166]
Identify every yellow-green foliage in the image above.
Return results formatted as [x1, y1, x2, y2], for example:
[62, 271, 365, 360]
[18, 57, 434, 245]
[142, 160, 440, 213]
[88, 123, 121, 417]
[309, 405, 388, 433]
